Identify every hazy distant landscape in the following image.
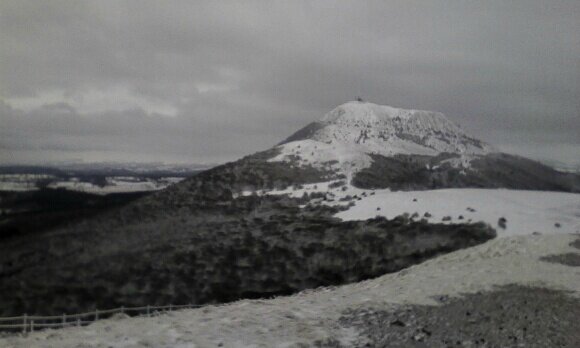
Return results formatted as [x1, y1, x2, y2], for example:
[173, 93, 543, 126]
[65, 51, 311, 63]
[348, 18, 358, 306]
[0, 162, 211, 193]
[0, 163, 209, 242]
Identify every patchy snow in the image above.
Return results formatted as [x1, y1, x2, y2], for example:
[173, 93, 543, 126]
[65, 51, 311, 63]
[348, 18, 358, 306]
[2, 233, 578, 348]
[268, 139, 372, 180]
[336, 188, 580, 237]
[253, 183, 580, 238]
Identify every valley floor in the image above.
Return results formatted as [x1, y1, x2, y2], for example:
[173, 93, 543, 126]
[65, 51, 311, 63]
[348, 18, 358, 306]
[1, 233, 578, 347]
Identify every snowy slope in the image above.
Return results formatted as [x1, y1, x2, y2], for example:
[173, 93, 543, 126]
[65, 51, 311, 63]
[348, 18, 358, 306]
[258, 182, 580, 238]
[335, 188, 580, 237]
[315, 102, 492, 156]
[270, 101, 493, 179]
[2, 233, 578, 348]
[268, 139, 372, 180]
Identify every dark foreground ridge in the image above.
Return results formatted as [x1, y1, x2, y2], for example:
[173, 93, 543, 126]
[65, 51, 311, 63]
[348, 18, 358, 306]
[319, 285, 580, 348]
[0, 189, 494, 317]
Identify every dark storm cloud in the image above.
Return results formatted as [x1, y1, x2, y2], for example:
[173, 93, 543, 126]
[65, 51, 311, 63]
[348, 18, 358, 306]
[1, 1, 579, 164]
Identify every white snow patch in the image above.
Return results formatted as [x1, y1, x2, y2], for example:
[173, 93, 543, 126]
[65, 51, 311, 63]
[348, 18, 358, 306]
[336, 188, 580, 237]
[251, 181, 579, 238]
[269, 139, 371, 180]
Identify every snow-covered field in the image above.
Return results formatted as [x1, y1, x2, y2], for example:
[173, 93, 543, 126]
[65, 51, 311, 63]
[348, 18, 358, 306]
[258, 182, 580, 238]
[2, 233, 578, 348]
[336, 188, 580, 237]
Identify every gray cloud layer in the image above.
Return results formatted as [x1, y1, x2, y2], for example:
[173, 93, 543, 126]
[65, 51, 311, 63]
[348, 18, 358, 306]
[1, 1, 579, 165]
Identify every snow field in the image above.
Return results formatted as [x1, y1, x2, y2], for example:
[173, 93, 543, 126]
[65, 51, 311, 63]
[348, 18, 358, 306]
[259, 181, 580, 238]
[336, 188, 580, 237]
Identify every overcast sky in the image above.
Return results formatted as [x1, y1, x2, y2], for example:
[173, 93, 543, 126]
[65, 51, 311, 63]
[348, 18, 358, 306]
[1, 1, 579, 165]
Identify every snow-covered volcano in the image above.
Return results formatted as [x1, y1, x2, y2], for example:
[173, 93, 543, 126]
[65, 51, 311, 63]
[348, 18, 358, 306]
[283, 101, 491, 155]
[272, 101, 493, 177]
[1, 102, 578, 347]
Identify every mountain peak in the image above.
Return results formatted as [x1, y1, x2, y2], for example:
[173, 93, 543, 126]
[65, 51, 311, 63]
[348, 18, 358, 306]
[280, 101, 492, 158]
[320, 101, 430, 124]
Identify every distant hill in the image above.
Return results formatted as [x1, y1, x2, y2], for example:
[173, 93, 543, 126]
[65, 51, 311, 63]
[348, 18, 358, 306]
[274, 101, 579, 192]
